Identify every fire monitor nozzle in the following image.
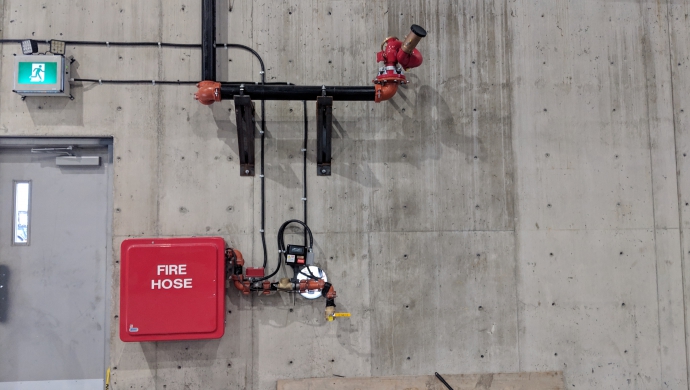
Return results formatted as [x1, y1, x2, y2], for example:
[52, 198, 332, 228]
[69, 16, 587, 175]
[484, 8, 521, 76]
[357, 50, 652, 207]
[401, 24, 427, 54]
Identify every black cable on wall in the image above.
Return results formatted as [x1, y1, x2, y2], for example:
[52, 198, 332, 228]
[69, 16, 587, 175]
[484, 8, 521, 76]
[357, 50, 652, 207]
[303, 100, 309, 246]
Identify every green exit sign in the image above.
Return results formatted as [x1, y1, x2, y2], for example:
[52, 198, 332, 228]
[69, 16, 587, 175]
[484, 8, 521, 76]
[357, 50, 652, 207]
[13, 55, 70, 97]
[17, 62, 58, 84]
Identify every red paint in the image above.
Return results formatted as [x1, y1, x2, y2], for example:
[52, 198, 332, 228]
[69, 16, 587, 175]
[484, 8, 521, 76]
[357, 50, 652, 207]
[375, 37, 424, 86]
[119, 237, 226, 342]
[245, 267, 265, 278]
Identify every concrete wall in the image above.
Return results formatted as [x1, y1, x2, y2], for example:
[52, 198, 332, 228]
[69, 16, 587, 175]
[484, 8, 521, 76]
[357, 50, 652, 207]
[1, 0, 688, 389]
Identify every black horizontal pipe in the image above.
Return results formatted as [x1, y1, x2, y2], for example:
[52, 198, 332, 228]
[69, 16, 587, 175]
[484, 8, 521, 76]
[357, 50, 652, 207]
[220, 85, 375, 101]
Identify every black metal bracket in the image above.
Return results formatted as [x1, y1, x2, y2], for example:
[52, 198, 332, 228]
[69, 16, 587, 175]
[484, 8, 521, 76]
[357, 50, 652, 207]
[233, 95, 256, 176]
[316, 96, 333, 176]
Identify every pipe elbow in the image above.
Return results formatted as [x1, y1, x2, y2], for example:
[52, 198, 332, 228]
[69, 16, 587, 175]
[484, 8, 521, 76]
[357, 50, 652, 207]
[375, 83, 399, 103]
[194, 81, 221, 105]
[231, 275, 250, 295]
[233, 249, 245, 267]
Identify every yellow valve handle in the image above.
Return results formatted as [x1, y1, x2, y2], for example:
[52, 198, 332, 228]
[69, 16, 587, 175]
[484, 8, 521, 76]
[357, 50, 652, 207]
[105, 368, 110, 389]
[334, 313, 351, 318]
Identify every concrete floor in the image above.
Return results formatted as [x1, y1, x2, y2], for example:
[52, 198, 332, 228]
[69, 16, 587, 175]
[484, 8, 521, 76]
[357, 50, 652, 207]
[1, 0, 689, 389]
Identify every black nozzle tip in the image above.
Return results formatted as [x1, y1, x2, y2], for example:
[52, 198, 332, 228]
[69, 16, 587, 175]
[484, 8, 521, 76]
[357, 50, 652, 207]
[411, 24, 427, 38]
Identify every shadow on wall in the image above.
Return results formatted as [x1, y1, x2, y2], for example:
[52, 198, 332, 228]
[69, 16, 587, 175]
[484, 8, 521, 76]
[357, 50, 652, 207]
[204, 82, 481, 190]
[24, 59, 84, 127]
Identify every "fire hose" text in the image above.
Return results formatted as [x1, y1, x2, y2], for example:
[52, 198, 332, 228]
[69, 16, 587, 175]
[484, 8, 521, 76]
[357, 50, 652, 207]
[151, 264, 192, 289]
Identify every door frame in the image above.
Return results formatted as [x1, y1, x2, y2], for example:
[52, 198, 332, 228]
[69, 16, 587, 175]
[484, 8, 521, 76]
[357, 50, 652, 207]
[0, 136, 114, 384]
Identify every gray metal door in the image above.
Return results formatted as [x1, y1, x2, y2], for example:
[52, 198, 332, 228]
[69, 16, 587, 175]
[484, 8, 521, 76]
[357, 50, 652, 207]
[0, 138, 112, 390]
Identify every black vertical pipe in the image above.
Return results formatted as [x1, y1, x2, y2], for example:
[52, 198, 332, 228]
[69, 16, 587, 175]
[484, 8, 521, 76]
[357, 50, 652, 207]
[201, 0, 216, 81]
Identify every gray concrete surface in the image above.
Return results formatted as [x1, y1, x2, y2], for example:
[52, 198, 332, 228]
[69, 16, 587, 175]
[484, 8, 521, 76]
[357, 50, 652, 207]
[1, 0, 689, 389]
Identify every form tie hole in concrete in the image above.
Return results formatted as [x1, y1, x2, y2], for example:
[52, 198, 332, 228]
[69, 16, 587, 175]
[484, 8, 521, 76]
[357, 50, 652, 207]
[289, 108, 293, 112]
[686, 202, 689, 206]
[181, 156, 185, 161]
[547, 204, 552, 208]
[474, 156, 478, 159]
[552, 302, 555, 306]
[113, 366, 117, 370]
[481, 355, 484, 358]
[554, 353, 558, 356]
[615, 155, 619, 159]
[228, 310, 232, 314]
[331, 359, 335, 363]
[613, 109, 616, 112]
[617, 203, 620, 206]
[621, 302, 625, 306]
[328, 60, 332, 64]
[549, 253, 553, 256]
[289, 361, 293, 364]
[177, 366, 181, 369]
[403, 254, 408, 258]
[545, 153, 550, 157]
[116, 106, 122, 111]
[328, 11, 331, 15]
[407, 357, 411, 360]
[477, 253, 481, 257]
[684, 154, 687, 157]
[228, 363, 232, 367]
[624, 350, 628, 353]
[620, 251, 623, 255]
[114, 315, 118, 319]
[476, 205, 480, 209]
[405, 305, 409, 309]
[478, 306, 483, 310]
[289, 308, 293, 312]
[473, 108, 477, 112]
[544, 108, 547, 112]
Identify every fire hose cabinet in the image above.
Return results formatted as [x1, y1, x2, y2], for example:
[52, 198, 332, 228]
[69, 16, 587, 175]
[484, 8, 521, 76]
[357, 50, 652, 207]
[119, 237, 226, 342]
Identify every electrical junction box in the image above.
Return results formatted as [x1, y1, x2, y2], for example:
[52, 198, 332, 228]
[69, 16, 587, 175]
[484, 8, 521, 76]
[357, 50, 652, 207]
[119, 237, 226, 342]
[13, 54, 70, 97]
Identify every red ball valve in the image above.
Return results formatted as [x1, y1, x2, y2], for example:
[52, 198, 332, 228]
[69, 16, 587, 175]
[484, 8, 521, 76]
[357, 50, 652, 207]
[373, 25, 427, 102]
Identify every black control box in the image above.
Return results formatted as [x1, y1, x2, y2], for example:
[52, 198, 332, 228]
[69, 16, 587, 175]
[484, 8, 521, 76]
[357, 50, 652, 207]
[286, 245, 307, 256]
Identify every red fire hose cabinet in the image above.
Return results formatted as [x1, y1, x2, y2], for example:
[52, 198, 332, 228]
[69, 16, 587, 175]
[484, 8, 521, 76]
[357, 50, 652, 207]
[119, 237, 226, 342]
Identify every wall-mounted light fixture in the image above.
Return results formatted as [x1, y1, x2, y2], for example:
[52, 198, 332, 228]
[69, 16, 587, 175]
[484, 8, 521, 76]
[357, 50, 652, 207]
[20, 40, 38, 55]
[49, 40, 65, 55]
